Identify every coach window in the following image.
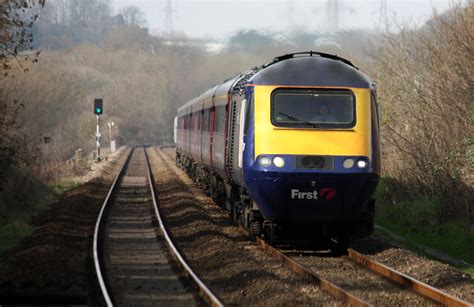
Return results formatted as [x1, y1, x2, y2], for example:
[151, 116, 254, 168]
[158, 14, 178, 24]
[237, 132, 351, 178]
[203, 108, 210, 131]
[214, 105, 225, 132]
[219, 105, 226, 132]
[213, 106, 219, 132]
[271, 89, 356, 129]
[206, 108, 211, 131]
[194, 112, 199, 130]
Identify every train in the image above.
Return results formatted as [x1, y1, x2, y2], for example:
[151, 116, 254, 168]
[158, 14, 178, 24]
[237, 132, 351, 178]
[174, 51, 381, 250]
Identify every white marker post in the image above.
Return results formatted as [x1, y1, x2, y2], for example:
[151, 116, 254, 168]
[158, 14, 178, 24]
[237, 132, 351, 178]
[108, 121, 115, 153]
[96, 115, 101, 161]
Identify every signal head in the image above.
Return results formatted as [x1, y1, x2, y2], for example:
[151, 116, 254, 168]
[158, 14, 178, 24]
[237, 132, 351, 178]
[94, 98, 103, 115]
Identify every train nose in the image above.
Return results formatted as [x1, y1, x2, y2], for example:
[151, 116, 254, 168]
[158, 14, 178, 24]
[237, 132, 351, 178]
[244, 154, 376, 223]
[245, 171, 343, 222]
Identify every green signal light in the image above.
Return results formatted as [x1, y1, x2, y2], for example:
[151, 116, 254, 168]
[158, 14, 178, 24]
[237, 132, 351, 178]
[94, 98, 103, 115]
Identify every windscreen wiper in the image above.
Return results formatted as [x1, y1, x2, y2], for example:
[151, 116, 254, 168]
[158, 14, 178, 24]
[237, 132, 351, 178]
[278, 111, 320, 128]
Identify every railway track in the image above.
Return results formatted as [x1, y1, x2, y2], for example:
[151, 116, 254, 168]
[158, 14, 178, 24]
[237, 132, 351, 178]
[159, 146, 472, 307]
[93, 147, 222, 306]
[257, 237, 472, 306]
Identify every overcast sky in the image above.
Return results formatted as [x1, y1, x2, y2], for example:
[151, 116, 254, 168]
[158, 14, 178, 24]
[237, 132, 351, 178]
[112, 0, 457, 38]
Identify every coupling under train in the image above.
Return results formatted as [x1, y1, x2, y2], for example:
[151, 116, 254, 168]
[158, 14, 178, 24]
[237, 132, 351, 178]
[174, 51, 381, 249]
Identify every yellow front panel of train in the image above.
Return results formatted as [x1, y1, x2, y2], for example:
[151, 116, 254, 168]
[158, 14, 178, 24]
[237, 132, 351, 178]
[253, 85, 372, 158]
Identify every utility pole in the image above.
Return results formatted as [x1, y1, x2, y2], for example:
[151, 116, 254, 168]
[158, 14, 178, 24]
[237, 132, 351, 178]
[163, 0, 174, 38]
[287, 0, 295, 30]
[379, 0, 388, 32]
[326, 0, 340, 31]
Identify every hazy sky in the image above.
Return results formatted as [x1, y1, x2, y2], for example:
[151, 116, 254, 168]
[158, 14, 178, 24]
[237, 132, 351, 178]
[112, 0, 456, 38]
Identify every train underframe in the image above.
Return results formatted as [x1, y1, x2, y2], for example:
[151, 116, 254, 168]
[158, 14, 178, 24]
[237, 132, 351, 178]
[176, 152, 375, 252]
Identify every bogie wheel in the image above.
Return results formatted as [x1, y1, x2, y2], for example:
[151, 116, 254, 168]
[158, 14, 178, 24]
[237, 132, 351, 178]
[330, 230, 350, 255]
[231, 200, 241, 223]
[249, 221, 262, 240]
[263, 221, 278, 245]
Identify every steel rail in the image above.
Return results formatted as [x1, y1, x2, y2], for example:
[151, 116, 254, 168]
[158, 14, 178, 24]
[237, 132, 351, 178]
[93, 147, 134, 307]
[255, 237, 370, 306]
[347, 249, 472, 307]
[163, 146, 471, 306]
[145, 147, 224, 307]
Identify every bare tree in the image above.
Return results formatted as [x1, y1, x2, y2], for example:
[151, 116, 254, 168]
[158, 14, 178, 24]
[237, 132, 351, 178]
[118, 5, 147, 28]
[371, 4, 473, 223]
[0, 0, 45, 76]
[35, 0, 114, 47]
[0, 0, 46, 197]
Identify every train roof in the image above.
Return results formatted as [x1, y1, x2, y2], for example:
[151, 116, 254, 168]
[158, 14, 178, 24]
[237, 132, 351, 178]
[177, 51, 373, 115]
[250, 52, 373, 88]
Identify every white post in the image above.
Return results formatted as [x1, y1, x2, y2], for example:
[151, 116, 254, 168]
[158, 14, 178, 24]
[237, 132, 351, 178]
[108, 122, 115, 153]
[96, 115, 101, 161]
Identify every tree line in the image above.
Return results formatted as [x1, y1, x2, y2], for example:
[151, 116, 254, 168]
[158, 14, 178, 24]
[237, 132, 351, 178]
[371, 4, 473, 224]
[32, 0, 148, 49]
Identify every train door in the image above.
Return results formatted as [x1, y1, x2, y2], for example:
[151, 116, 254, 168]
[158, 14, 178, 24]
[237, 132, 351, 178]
[210, 99, 215, 168]
[227, 95, 246, 186]
[200, 107, 204, 163]
[202, 105, 211, 166]
[195, 111, 199, 161]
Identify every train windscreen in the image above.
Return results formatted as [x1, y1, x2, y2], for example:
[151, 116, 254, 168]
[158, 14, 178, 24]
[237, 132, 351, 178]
[271, 89, 356, 129]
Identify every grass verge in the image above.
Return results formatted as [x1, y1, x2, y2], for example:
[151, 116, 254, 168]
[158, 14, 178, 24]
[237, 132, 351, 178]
[0, 220, 33, 255]
[53, 177, 84, 194]
[374, 178, 474, 274]
[0, 170, 84, 259]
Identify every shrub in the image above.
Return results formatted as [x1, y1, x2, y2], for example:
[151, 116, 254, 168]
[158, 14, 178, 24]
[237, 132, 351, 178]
[371, 4, 473, 224]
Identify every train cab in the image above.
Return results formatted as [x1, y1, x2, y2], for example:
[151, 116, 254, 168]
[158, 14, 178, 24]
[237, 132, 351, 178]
[241, 54, 381, 237]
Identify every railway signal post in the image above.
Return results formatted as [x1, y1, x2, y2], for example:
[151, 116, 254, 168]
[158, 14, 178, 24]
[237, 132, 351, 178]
[94, 98, 103, 161]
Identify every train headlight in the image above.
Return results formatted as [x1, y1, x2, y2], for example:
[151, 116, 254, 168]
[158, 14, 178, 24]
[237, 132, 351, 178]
[258, 156, 272, 167]
[343, 158, 354, 168]
[273, 156, 285, 168]
[357, 159, 368, 168]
